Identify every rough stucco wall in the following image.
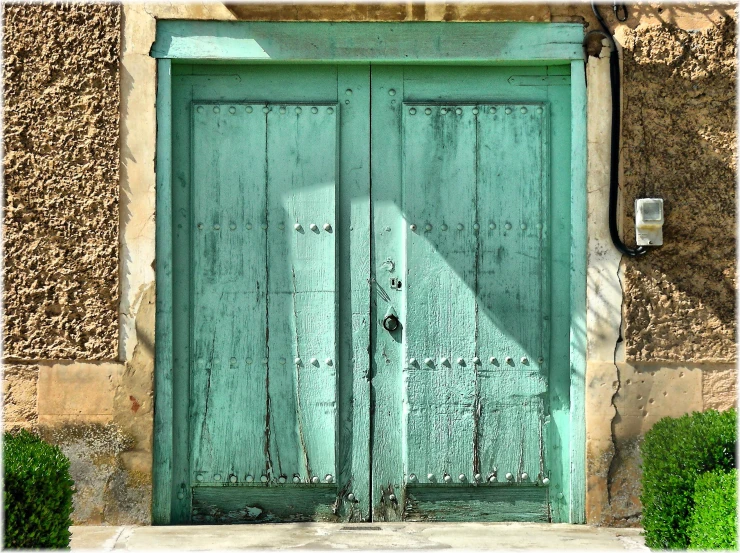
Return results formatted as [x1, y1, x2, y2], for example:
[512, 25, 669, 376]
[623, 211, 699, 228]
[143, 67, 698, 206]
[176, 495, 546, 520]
[620, 17, 737, 363]
[2, 3, 121, 360]
[1, 1, 150, 526]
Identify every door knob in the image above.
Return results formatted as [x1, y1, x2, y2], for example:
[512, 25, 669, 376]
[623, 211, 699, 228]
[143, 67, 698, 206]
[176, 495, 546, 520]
[382, 314, 400, 332]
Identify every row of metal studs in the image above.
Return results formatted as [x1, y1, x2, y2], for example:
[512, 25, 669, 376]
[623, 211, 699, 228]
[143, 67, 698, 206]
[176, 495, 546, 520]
[196, 105, 335, 115]
[409, 222, 542, 232]
[196, 105, 544, 116]
[191, 472, 547, 485]
[409, 472, 550, 485]
[195, 473, 334, 484]
[196, 223, 333, 232]
[407, 106, 544, 115]
[195, 222, 540, 232]
[407, 356, 544, 366]
[195, 357, 540, 367]
[195, 357, 334, 367]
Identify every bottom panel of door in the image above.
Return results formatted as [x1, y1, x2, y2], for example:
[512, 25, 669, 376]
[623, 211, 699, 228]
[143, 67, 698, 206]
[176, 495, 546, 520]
[403, 486, 549, 522]
[191, 485, 364, 524]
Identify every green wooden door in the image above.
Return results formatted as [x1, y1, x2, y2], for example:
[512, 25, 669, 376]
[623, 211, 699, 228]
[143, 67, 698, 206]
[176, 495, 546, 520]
[171, 65, 371, 523]
[169, 63, 571, 524]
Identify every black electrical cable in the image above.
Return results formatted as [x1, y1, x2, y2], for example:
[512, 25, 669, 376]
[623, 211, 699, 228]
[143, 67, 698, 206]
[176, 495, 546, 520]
[613, 2, 628, 22]
[590, 1, 647, 257]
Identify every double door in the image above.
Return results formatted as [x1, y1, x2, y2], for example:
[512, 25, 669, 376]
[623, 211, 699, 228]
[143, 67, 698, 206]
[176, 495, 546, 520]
[169, 64, 571, 523]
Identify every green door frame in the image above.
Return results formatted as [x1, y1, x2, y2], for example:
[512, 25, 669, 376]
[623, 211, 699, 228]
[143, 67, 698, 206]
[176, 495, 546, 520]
[151, 21, 587, 525]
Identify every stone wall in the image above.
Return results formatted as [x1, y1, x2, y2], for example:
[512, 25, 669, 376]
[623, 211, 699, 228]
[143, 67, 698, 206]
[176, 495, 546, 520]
[586, 12, 737, 526]
[2, 1, 736, 527]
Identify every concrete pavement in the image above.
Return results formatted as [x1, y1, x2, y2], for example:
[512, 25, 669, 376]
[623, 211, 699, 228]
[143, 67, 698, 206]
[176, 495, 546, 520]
[71, 523, 649, 550]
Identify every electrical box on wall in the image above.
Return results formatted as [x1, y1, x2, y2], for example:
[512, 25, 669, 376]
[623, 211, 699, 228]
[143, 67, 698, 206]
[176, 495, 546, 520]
[635, 198, 664, 246]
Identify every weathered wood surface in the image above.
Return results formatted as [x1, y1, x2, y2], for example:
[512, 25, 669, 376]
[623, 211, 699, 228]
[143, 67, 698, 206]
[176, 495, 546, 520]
[402, 100, 549, 495]
[161, 61, 583, 524]
[191, 102, 269, 485]
[169, 65, 373, 523]
[372, 66, 570, 522]
[541, 66, 575, 524]
[153, 58, 174, 525]
[151, 21, 584, 63]
[190, 102, 339, 484]
[170, 70, 196, 525]
[370, 66, 406, 522]
[192, 486, 345, 524]
[335, 66, 372, 521]
[404, 485, 549, 522]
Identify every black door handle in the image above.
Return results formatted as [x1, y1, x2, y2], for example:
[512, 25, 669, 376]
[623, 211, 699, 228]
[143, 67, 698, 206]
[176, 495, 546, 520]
[382, 314, 400, 332]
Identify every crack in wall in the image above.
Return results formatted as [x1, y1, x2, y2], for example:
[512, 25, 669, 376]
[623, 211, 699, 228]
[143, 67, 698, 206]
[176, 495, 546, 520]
[606, 259, 625, 506]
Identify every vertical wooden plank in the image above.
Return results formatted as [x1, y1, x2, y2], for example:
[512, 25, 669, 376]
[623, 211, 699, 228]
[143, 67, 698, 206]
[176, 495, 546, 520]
[266, 103, 338, 484]
[170, 74, 194, 524]
[475, 102, 549, 485]
[190, 103, 269, 484]
[545, 70, 574, 524]
[569, 59, 588, 524]
[153, 57, 173, 525]
[402, 103, 477, 484]
[337, 66, 371, 520]
[370, 66, 405, 520]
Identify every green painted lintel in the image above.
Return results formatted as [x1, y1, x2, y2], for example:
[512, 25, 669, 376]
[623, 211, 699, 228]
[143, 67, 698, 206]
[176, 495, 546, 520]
[151, 21, 584, 63]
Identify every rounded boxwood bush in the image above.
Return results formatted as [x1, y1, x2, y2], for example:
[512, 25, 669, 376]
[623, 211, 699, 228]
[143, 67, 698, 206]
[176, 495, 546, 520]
[3, 429, 75, 549]
[688, 468, 737, 550]
[640, 408, 736, 549]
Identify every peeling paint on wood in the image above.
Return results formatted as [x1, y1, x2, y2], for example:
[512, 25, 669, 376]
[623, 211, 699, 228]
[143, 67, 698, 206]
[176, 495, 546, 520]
[190, 99, 339, 485]
[192, 486, 341, 524]
[170, 65, 371, 523]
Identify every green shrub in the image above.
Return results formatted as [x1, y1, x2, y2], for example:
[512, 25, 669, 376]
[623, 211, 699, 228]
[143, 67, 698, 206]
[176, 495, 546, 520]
[688, 469, 737, 550]
[640, 408, 736, 549]
[3, 429, 75, 549]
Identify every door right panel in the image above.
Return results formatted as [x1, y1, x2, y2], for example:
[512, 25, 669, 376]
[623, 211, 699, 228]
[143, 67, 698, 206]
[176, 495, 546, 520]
[371, 66, 570, 522]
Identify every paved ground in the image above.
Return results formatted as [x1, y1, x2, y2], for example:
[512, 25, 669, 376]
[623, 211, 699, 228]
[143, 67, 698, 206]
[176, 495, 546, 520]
[71, 523, 649, 550]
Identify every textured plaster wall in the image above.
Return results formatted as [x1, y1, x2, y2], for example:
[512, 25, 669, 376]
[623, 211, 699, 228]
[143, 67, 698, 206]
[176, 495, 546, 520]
[2, 2, 152, 525]
[620, 18, 737, 363]
[3, 3, 121, 360]
[584, 7, 737, 526]
[2, 1, 736, 527]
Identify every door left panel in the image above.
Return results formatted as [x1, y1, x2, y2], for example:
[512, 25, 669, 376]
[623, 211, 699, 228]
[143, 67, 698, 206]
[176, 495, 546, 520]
[170, 65, 370, 523]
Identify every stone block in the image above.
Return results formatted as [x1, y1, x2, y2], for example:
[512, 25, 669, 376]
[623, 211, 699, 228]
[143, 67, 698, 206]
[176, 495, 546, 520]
[703, 364, 738, 411]
[613, 363, 703, 439]
[38, 363, 123, 421]
[2, 364, 38, 428]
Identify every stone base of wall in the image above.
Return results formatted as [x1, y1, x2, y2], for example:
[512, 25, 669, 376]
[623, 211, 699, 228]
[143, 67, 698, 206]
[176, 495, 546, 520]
[5, 358, 735, 526]
[3, 285, 155, 525]
[586, 361, 736, 526]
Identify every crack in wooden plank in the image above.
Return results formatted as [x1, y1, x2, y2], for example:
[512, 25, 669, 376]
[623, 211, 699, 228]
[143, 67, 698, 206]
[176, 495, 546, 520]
[292, 265, 311, 478]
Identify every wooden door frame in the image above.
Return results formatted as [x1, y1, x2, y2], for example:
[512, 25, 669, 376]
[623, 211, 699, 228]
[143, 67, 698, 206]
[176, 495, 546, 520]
[151, 21, 587, 525]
